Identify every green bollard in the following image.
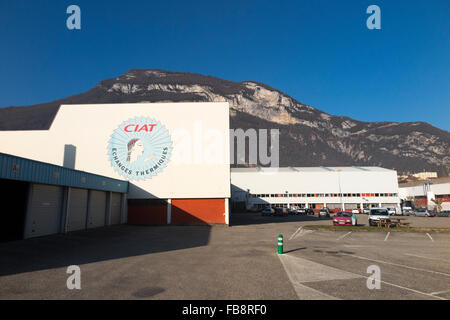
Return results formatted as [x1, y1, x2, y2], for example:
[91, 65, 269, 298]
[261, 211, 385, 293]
[277, 234, 283, 254]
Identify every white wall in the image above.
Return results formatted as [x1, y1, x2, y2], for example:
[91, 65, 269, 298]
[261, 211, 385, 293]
[0, 103, 231, 199]
[231, 167, 400, 207]
[399, 183, 450, 198]
[231, 169, 399, 194]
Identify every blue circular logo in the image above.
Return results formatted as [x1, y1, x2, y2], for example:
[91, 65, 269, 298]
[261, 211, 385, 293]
[108, 117, 173, 181]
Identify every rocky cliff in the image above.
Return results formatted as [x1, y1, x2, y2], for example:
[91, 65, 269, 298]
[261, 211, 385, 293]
[0, 69, 448, 175]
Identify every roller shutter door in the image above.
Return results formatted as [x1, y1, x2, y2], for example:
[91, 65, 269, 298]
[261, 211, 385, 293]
[25, 184, 63, 238]
[87, 190, 106, 228]
[67, 188, 88, 232]
[110, 193, 122, 225]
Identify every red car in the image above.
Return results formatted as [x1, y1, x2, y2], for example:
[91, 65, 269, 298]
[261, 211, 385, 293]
[333, 212, 353, 226]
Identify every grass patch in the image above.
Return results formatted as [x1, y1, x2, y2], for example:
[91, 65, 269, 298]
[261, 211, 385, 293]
[303, 225, 450, 233]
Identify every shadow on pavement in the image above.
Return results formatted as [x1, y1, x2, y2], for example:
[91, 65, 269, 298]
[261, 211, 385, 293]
[0, 224, 211, 277]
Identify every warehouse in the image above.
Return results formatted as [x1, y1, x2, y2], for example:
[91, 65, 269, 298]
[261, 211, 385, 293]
[0, 152, 128, 241]
[0, 102, 231, 230]
[399, 177, 450, 211]
[231, 166, 400, 212]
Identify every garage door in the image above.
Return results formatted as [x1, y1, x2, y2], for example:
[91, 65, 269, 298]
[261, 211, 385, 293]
[110, 193, 122, 225]
[172, 199, 225, 224]
[87, 190, 106, 228]
[25, 184, 63, 238]
[67, 188, 88, 232]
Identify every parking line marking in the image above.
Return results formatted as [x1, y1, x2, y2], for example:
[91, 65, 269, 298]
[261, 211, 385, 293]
[404, 253, 450, 263]
[337, 232, 352, 241]
[289, 227, 303, 240]
[368, 278, 446, 300]
[339, 253, 450, 277]
[426, 233, 434, 242]
[280, 254, 445, 300]
[430, 289, 450, 296]
[384, 232, 390, 241]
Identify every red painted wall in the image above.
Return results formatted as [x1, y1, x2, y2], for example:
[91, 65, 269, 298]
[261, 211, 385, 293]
[171, 199, 225, 224]
[128, 204, 167, 225]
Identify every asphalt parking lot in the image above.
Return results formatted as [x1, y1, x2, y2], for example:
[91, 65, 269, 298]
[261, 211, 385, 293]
[0, 213, 449, 299]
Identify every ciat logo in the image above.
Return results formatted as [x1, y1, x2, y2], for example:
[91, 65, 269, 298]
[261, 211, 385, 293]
[108, 117, 173, 181]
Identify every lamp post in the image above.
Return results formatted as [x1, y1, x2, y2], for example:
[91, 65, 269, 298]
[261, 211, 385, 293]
[285, 191, 288, 209]
[337, 169, 343, 210]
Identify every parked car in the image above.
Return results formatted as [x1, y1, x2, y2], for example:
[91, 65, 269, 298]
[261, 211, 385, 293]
[319, 208, 330, 218]
[414, 208, 435, 217]
[351, 209, 360, 214]
[261, 208, 274, 216]
[363, 208, 370, 214]
[402, 208, 413, 216]
[387, 207, 397, 215]
[368, 208, 390, 226]
[333, 212, 353, 226]
[306, 208, 315, 215]
[297, 208, 307, 215]
[438, 210, 450, 217]
[247, 206, 260, 212]
[274, 207, 289, 217]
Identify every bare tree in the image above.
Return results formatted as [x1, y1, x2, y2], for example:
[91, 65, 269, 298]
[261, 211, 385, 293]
[430, 197, 444, 213]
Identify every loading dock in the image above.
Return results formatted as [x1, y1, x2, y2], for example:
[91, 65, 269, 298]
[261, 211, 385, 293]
[0, 178, 28, 241]
[0, 152, 128, 241]
[66, 187, 88, 232]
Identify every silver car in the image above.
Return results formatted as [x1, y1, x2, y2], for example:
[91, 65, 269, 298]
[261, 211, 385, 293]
[438, 210, 450, 217]
[368, 208, 390, 226]
[414, 208, 435, 217]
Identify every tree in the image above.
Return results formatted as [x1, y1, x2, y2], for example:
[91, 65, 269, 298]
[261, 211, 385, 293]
[430, 197, 444, 213]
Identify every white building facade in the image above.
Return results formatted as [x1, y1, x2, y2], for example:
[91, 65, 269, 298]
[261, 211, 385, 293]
[231, 167, 400, 211]
[0, 103, 231, 225]
[399, 179, 450, 211]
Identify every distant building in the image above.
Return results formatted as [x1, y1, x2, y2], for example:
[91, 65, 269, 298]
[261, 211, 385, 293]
[399, 177, 450, 210]
[412, 172, 438, 180]
[231, 166, 400, 212]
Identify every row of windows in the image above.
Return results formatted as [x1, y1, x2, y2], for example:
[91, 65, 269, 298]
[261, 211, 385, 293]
[250, 193, 398, 198]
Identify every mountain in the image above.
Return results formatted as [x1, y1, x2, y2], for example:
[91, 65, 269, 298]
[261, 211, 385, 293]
[0, 69, 449, 175]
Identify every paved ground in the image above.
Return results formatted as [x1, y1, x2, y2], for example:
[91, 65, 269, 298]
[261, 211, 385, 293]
[0, 213, 449, 299]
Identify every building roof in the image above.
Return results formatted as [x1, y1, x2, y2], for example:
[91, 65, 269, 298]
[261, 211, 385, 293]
[231, 166, 395, 173]
[399, 176, 450, 188]
[0, 152, 128, 193]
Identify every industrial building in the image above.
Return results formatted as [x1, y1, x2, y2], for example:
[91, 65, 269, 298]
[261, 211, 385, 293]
[399, 177, 450, 211]
[0, 152, 128, 241]
[0, 102, 231, 240]
[231, 167, 400, 212]
[0, 101, 409, 242]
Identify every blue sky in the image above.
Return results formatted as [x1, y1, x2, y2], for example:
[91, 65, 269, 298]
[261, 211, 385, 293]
[0, 0, 449, 130]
